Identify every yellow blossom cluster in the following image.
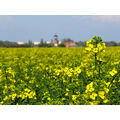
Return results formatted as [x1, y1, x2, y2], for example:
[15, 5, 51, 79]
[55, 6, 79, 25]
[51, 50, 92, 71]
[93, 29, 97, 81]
[86, 38, 106, 54]
[0, 37, 120, 105]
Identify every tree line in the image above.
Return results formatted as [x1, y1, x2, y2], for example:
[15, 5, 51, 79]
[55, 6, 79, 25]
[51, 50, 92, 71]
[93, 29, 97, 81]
[0, 38, 120, 47]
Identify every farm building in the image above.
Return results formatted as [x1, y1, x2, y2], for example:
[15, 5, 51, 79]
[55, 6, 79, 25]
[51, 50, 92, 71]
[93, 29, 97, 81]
[34, 42, 40, 46]
[64, 42, 77, 47]
[18, 42, 24, 45]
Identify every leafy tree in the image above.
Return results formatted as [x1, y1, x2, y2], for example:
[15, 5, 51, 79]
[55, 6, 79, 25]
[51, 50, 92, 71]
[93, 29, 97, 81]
[62, 38, 74, 43]
[28, 40, 33, 47]
[76, 41, 86, 47]
[58, 43, 65, 47]
[0, 40, 4, 47]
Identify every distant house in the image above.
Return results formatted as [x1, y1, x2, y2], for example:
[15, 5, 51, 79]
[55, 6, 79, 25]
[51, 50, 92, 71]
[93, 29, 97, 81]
[59, 41, 62, 44]
[18, 42, 24, 45]
[64, 42, 76, 47]
[46, 41, 50, 44]
[34, 42, 40, 46]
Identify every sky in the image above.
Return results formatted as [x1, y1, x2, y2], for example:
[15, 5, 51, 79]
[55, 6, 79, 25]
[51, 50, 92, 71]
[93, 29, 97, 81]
[0, 15, 120, 42]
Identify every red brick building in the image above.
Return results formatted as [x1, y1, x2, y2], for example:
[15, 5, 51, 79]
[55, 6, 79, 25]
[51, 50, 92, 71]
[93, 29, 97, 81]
[64, 42, 76, 47]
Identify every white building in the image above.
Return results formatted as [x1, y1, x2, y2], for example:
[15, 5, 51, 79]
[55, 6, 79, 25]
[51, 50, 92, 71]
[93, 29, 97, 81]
[34, 42, 40, 45]
[59, 41, 62, 44]
[18, 42, 24, 45]
[46, 41, 50, 44]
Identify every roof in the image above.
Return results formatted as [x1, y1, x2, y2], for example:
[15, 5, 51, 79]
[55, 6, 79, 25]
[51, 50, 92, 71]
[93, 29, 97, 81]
[18, 42, 24, 45]
[34, 42, 40, 45]
[54, 34, 58, 37]
[64, 42, 76, 46]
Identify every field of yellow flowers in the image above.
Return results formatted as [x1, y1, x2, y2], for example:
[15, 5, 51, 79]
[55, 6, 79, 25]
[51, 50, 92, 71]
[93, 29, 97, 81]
[0, 36, 120, 105]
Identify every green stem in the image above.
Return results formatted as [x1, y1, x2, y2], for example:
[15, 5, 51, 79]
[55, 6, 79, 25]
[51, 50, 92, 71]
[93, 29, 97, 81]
[98, 62, 101, 77]
[95, 53, 97, 70]
[108, 69, 120, 90]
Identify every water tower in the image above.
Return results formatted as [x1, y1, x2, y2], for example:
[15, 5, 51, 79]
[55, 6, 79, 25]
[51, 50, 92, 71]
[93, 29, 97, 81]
[53, 34, 59, 47]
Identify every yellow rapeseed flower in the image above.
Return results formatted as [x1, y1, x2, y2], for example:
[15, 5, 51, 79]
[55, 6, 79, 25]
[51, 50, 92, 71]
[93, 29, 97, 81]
[103, 98, 109, 103]
[65, 92, 69, 96]
[0, 101, 4, 105]
[104, 88, 109, 94]
[109, 69, 117, 76]
[47, 97, 51, 101]
[62, 98, 66, 101]
[3, 96, 8, 101]
[90, 92, 97, 100]
[72, 95, 77, 101]
[98, 91, 105, 99]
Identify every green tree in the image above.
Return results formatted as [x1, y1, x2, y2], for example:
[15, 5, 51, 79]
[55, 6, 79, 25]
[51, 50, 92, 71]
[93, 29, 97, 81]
[0, 40, 4, 47]
[58, 43, 65, 47]
[62, 38, 73, 43]
[28, 40, 33, 47]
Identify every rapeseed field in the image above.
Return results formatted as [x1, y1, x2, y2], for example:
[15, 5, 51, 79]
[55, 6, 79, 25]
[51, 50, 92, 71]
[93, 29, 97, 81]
[0, 36, 120, 105]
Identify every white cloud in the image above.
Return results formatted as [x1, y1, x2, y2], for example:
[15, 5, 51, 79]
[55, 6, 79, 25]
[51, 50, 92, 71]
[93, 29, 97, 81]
[91, 15, 120, 23]
[71, 15, 120, 24]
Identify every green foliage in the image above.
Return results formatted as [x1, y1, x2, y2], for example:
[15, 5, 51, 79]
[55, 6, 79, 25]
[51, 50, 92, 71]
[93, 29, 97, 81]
[58, 43, 65, 47]
[62, 38, 74, 43]
[0, 36, 120, 105]
[0, 40, 4, 47]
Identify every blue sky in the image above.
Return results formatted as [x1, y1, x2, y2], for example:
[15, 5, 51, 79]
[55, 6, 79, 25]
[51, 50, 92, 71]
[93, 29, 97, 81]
[0, 15, 120, 42]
